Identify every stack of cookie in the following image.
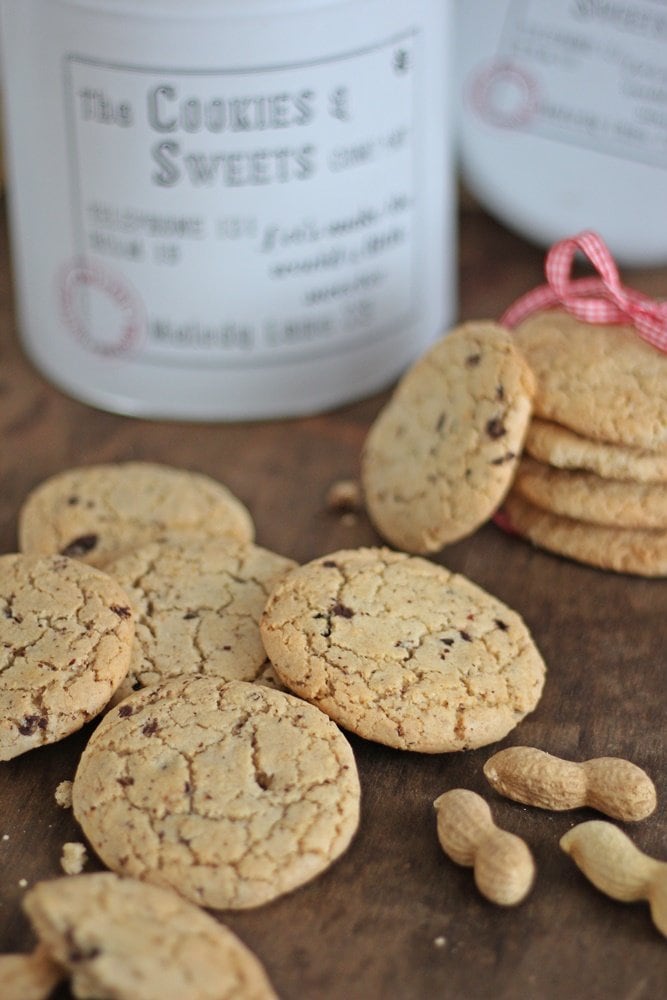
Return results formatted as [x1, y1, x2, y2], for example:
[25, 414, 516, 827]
[503, 311, 667, 577]
[361, 320, 536, 552]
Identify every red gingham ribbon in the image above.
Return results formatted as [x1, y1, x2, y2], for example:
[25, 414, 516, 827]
[501, 231, 667, 354]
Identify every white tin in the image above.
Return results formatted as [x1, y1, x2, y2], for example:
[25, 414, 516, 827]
[0, 0, 455, 419]
[457, 0, 667, 267]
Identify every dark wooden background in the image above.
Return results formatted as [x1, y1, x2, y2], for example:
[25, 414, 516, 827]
[1, 202, 665, 999]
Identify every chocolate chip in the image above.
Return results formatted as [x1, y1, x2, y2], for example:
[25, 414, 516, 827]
[465, 353, 481, 367]
[142, 719, 159, 736]
[118, 705, 133, 717]
[486, 418, 506, 439]
[435, 413, 447, 433]
[441, 637, 454, 646]
[69, 945, 101, 963]
[117, 776, 134, 787]
[110, 605, 132, 619]
[60, 534, 98, 558]
[331, 602, 354, 619]
[322, 560, 339, 568]
[18, 714, 47, 736]
[490, 451, 516, 465]
[459, 630, 472, 642]
[495, 619, 509, 631]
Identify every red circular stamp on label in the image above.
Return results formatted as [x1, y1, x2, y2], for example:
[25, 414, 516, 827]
[59, 256, 146, 357]
[469, 61, 538, 130]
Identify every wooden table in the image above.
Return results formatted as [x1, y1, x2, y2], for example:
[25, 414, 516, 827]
[1, 202, 665, 999]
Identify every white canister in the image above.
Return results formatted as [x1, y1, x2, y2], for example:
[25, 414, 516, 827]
[457, 0, 667, 266]
[0, 0, 455, 420]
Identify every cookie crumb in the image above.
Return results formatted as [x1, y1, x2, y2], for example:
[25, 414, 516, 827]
[60, 842, 88, 876]
[18, 878, 28, 888]
[433, 936, 447, 948]
[54, 780, 73, 809]
[2, 833, 9, 841]
[326, 479, 362, 514]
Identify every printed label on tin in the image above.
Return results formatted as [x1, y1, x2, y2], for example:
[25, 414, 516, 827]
[469, 0, 667, 170]
[63, 33, 419, 367]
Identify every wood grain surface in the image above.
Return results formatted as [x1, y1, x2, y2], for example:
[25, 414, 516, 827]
[1, 203, 665, 999]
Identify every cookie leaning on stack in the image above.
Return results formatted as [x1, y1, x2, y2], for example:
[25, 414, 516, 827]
[361, 321, 536, 554]
[505, 311, 667, 576]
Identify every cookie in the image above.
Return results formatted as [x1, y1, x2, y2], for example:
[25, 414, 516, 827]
[504, 492, 667, 577]
[525, 419, 667, 484]
[0, 554, 134, 761]
[18, 462, 254, 569]
[72, 678, 360, 910]
[514, 457, 667, 530]
[260, 547, 546, 752]
[0, 946, 63, 1000]
[361, 321, 535, 552]
[23, 873, 277, 1000]
[105, 535, 296, 689]
[513, 311, 667, 450]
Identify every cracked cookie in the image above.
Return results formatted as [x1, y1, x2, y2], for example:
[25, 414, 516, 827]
[525, 419, 667, 484]
[105, 535, 296, 689]
[72, 677, 360, 909]
[513, 310, 667, 450]
[0, 554, 134, 761]
[361, 321, 535, 553]
[504, 492, 667, 577]
[260, 547, 546, 752]
[18, 462, 254, 569]
[23, 872, 277, 999]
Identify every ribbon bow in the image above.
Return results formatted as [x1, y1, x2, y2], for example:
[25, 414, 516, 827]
[501, 231, 667, 354]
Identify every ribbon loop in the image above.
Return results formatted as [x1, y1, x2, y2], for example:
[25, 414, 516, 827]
[501, 230, 667, 354]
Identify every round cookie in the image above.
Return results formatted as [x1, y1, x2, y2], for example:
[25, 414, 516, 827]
[0, 554, 134, 761]
[504, 492, 667, 577]
[525, 419, 667, 484]
[260, 547, 546, 752]
[72, 677, 360, 910]
[18, 462, 254, 569]
[513, 311, 667, 450]
[514, 456, 667, 530]
[105, 535, 296, 689]
[361, 321, 536, 553]
[23, 873, 277, 1000]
